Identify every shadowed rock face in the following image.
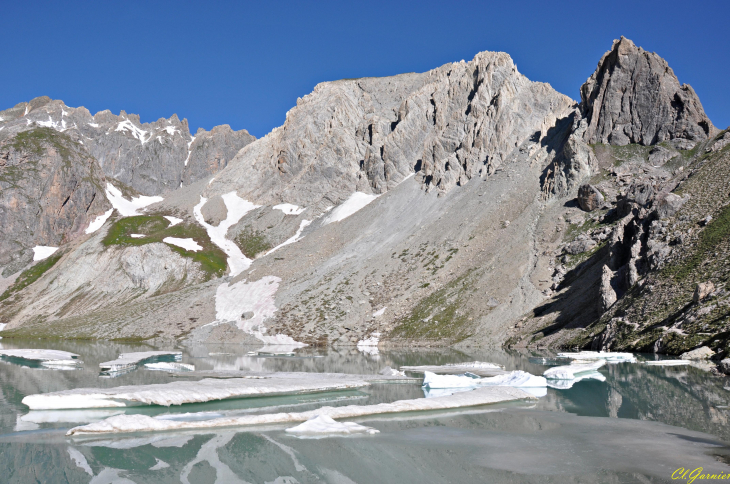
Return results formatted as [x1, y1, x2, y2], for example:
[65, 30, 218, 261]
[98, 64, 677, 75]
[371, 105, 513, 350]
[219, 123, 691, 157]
[0, 128, 111, 274]
[580, 37, 715, 146]
[0, 97, 255, 196]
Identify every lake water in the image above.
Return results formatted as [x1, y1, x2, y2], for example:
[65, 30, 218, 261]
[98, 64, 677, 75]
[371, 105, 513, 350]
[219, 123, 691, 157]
[0, 339, 729, 483]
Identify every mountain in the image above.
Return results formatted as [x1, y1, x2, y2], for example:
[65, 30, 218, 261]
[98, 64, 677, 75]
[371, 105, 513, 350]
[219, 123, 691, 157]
[1, 37, 727, 365]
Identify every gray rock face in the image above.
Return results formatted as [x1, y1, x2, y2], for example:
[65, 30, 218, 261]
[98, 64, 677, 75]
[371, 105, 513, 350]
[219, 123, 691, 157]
[0, 97, 254, 196]
[0, 128, 111, 275]
[655, 193, 686, 219]
[707, 131, 730, 153]
[648, 146, 677, 166]
[680, 346, 714, 360]
[581, 37, 715, 146]
[205, 51, 574, 208]
[600, 265, 617, 310]
[577, 184, 604, 211]
[565, 238, 597, 255]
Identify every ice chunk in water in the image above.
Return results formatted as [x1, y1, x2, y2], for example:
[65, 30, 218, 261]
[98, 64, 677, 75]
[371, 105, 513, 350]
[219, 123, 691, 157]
[543, 360, 606, 380]
[557, 351, 636, 363]
[286, 415, 379, 436]
[546, 371, 606, 390]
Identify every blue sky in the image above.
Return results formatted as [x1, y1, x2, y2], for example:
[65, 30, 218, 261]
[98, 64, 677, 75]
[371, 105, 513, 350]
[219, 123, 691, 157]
[3, 1, 728, 138]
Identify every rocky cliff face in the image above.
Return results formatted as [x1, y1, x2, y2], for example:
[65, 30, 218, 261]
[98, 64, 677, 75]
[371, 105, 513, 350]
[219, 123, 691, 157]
[0, 128, 111, 275]
[0, 97, 255, 196]
[581, 37, 715, 146]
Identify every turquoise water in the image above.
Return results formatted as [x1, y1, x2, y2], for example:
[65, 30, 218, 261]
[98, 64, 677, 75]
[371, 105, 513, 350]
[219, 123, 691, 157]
[0, 340, 729, 483]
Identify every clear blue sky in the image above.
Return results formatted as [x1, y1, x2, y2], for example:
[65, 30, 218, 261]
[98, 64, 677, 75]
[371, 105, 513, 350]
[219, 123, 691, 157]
[3, 1, 728, 138]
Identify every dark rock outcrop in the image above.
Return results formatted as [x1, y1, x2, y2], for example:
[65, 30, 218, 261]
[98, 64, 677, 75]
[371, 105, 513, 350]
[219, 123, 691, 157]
[578, 184, 604, 211]
[0, 128, 111, 274]
[580, 37, 715, 146]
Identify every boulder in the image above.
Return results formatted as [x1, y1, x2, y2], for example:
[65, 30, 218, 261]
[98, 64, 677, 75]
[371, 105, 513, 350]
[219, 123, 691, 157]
[693, 281, 715, 303]
[718, 359, 730, 375]
[655, 193, 686, 219]
[706, 131, 730, 153]
[577, 184, 604, 212]
[680, 346, 714, 360]
[565, 238, 597, 255]
[600, 265, 617, 310]
[648, 146, 677, 166]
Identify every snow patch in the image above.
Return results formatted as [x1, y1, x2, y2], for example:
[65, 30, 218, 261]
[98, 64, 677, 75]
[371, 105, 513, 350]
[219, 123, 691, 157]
[215, 276, 305, 346]
[193, 193, 259, 276]
[164, 215, 183, 226]
[67, 448, 93, 476]
[265, 220, 311, 255]
[162, 126, 178, 135]
[130, 234, 145, 238]
[163, 237, 202, 252]
[32, 246, 58, 261]
[184, 136, 196, 166]
[105, 183, 163, 217]
[273, 203, 306, 215]
[373, 307, 386, 317]
[66, 385, 533, 435]
[85, 209, 114, 234]
[323, 192, 378, 225]
[115, 119, 149, 143]
[286, 415, 378, 436]
[150, 459, 170, 470]
[88, 122, 99, 128]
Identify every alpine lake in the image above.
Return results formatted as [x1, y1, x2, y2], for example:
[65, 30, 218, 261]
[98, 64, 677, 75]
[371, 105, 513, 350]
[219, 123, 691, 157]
[0, 339, 729, 483]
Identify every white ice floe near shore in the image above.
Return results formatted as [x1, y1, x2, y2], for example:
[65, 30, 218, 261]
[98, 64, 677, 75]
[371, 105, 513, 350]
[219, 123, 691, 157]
[215, 276, 306, 347]
[99, 351, 182, 373]
[322, 192, 378, 225]
[193, 192, 259, 276]
[163, 237, 202, 252]
[401, 361, 505, 377]
[557, 351, 637, 363]
[164, 216, 183, 226]
[644, 360, 691, 366]
[66, 385, 533, 435]
[106, 183, 163, 217]
[357, 333, 381, 356]
[286, 415, 379, 436]
[273, 203, 306, 215]
[422, 370, 547, 398]
[26, 376, 369, 410]
[85, 209, 114, 234]
[0, 349, 83, 367]
[32, 246, 59, 261]
[546, 371, 606, 390]
[144, 362, 195, 372]
[543, 360, 606, 380]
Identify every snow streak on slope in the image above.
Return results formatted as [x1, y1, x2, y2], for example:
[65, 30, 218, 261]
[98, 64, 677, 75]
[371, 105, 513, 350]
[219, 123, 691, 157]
[115, 120, 149, 144]
[322, 192, 378, 225]
[193, 192, 259, 276]
[183, 136, 196, 166]
[85, 209, 114, 234]
[163, 237, 202, 252]
[273, 204, 306, 215]
[32, 246, 58, 261]
[105, 183, 163, 217]
[265, 220, 311, 256]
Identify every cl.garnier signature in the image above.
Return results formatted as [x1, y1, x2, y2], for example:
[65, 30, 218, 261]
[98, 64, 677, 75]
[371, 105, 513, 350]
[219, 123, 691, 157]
[673, 467, 730, 483]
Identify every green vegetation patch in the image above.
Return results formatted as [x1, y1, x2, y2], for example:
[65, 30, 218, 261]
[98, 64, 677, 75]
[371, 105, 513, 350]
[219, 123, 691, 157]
[663, 204, 730, 281]
[103, 215, 227, 278]
[390, 273, 475, 342]
[8, 127, 73, 161]
[0, 252, 63, 302]
[234, 227, 272, 258]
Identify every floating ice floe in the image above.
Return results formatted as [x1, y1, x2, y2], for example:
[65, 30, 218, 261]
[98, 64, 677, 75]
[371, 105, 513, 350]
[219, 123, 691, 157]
[167, 370, 418, 385]
[32, 246, 58, 261]
[194, 192, 259, 276]
[164, 215, 183, 226]
[557, 351, 637, 363]
[273, 204, 306, 215]
[66, 385, 533, 435]
[422, 370, 547, 397]
[85, 209, 114, 234]
[286, 415, 379, 436]
[322, 192, 379, 225]
[543, 360, 606, 380]
[163, 237, 202, 252]
[379, 366, 406, 377]
[546, 371, 606, 390]
[150, 459, 170, 470]
[0, 349, 83, 368]
[144, 362, 195, 372]
[24, 376, 369, 410]
[401, 361, 505, 377]
[644, 360, 691, 366]
[106, 183, 163, 217]
[99, 351, 182, 373]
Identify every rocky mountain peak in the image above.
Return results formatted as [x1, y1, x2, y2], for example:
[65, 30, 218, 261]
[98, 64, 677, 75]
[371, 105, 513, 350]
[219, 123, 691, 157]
[580, 36, 715, 146]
